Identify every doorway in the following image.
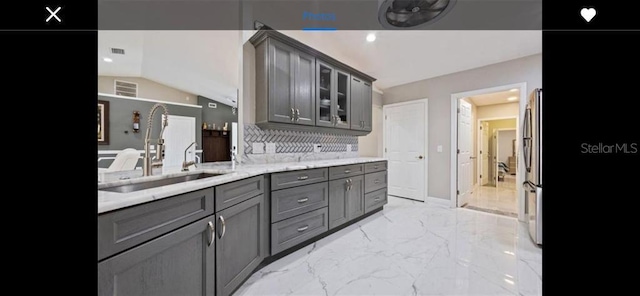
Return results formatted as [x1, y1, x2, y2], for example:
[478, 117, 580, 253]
[162, 115, 197, 171]
[451, 83, 526, 220]
[383, 99, 428, 202]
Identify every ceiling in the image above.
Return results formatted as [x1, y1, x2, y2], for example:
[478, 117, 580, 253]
[467, 89, 520, 106]
[275, 30, 542, 91]
[98, 31, 240, 107]
[98, 30, 540, 107]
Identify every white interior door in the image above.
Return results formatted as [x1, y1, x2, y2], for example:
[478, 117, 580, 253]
[457, 100, 472, 206]
[481, 121, 490, 185]
[384, 101, 427, 201]
[162, 115, 196, 170]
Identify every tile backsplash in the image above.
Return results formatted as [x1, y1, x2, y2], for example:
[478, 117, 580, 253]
[243, 124, 358, 163]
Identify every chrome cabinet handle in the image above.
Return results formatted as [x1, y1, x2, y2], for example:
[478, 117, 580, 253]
[218, 216, 226, 239]
[291, 108, 295, 121]
[297, 175, 309, 180]
[207, 221, 215, 246]
[297, 225, 309, 232]
[373, 165, 378, 169]
[344, 169, 351, 174]
[374, 197, 381, 201]
[297, 197, 309, 203]
[296, 109, 300, 122]
[374, 179, 380, 184]
[345, 179, 350, 191]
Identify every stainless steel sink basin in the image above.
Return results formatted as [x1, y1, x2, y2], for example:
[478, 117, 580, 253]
[100, 173, 223, 193]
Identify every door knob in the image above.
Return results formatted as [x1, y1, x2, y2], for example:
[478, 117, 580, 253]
[418, 155, 424, 159]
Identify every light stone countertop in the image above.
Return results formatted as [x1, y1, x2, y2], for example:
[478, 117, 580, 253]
[98, 157, 386, 214]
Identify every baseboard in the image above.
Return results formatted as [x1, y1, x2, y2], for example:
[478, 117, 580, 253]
[425, 196, 450, 206]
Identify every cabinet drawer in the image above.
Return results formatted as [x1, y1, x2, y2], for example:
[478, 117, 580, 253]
[98, 187, 214, 261]
[364, 161, 387, 174]
[215, 175, 264, 211]
[271, 182, 329, 223]
[271, 207, 328, 255]
[271, 168, 328, 191]
[364, 188, 388, 214]
[364, 171, 387, 193]
[329, 164, 364, 180]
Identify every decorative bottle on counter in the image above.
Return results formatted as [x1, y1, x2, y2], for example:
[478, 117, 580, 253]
[203, 122, 208, 130]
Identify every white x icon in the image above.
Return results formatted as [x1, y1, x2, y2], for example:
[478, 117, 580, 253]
[45, 6, 62, 23]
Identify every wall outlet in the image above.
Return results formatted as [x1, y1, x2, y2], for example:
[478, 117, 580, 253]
[346, 144, 352, 152]
[265, 142, 276, 154]
[252, 142, 264, 154]
[437, 145, 443, 153]
[313, 144, 322, 153]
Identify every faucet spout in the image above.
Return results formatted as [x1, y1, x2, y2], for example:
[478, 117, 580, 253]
[143, 104, 169, 176]
[182, 142, 198, 171]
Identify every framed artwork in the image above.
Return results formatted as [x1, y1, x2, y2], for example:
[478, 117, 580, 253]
[98, 100, 110, 145]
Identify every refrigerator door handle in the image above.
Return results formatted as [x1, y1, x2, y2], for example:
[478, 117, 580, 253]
[523, 181, 537, 193]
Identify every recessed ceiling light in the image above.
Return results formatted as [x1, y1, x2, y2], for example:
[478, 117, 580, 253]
[366, 33, 376, 42]
[507, 96, 518, 101]
[509, 88, 518, 92]
[103, 57, 113, 63]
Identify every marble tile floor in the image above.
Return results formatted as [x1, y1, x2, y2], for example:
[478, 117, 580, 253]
[465, 180, 518, 217]
[235, 196, 542, 296]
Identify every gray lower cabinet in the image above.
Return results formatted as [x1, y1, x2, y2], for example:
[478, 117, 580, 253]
[216, 194, 267, 296]
[271, 207, 328, 255]
[98, 187, 214, 261]
[328, 175, 364, 229]
[271, 182, 329, 223]
[364, 188, 388, 214]
[98, 216, 216, 296]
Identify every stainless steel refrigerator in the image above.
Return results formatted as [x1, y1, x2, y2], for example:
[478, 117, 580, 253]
[523, 88, 542, 246]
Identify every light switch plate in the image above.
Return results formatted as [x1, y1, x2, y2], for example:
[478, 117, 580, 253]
[346, 144, 352, 152]
[265, 142, 276, 154]
[313, 144, 322, 153]
[252, 142, 264, 154]
[437, 145, 443, 153]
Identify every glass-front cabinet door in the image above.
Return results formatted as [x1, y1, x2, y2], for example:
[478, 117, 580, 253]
[334, 69, 350, 129]
[316, 60, 335, 127]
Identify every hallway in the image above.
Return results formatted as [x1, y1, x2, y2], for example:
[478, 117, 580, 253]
[465, 175, 518, 217]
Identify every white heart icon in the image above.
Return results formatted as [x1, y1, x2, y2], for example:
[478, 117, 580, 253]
[581, 8, 596, 22]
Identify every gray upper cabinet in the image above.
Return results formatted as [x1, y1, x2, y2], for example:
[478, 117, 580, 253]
[328, 175, 365, 229]
[216, 195, 266, 296]
[350, 76, 373, 132]
[316, 60, 350, 129]
[250, 30, 375, 136]
[98, 216, 216, 296]
[259, 38, 316, 126]
[266, 38, 296, 124]
[295, 50, 316, 125]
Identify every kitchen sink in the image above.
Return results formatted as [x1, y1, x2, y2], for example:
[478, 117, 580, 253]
[99, 173, 223, 193]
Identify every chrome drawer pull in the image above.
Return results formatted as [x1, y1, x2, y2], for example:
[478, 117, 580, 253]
[297, 197, 309, 203]
[297, 175, 309, 180]
[374, 197, 381, 201]
[344, 169, 351, 174]
[207, 221, 215, 246]
[373, 166, 378, 169]
[297, 225, 309, 232]
[218, 216, 226, 239]
[374, 179, 381, 184]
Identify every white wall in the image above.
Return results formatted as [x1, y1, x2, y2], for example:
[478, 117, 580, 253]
[498, 130, 516, 164]
[383, 54, 541, 199]
[98, 76, 197, 105]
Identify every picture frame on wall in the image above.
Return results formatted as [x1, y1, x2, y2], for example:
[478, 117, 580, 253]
[98, 100, 110, 145]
